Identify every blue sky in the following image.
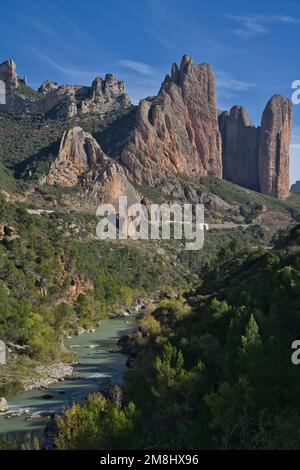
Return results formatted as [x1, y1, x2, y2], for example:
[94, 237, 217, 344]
[1, 0, 300, 184]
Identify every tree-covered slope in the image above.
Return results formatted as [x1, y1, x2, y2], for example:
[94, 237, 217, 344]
[54, 225, 300, 450]
[0, 194, 190, 395]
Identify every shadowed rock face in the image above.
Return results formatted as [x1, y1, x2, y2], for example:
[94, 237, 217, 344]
[44, 127, 139, 207]
[259, 95, 292, 199]
[291, 181, 300, 194]
[121, 54, 222, 186]
[219, 96, 292, 199]
[0, 59, 19, 90]
[0, 56, 293, 200]
[219, 106, 260, 191]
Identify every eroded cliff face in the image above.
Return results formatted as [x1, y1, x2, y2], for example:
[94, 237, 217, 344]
[219, 106, 260, 191]
[0, 59, 131, 118]
[43, 127, 139, 207]
[34, 73, 131, 118]
[219, 96, 292, 199]
[121, 55, 222, 186]
[0, 59, 19, 90]
[45, 127, 105, 187]
[0, 56, 293, 200]
[291, 181, 300, 194]
[259, 95, 292, 199]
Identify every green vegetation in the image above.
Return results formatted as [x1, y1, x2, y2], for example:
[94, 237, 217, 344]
[197, 176, 300, 220]
[1, 168, 297, 393]
[0, 380, 23, 398]
[0, 162, 20, 192]
[56, 395, 141, 450]
[8, 81, 42, 101]
[0, 113, 64, 175]
[1, 66, 300, 452]
[0, 194, 189, 388]
[0, 107, 135, 184]
[54, 226, 300, 450]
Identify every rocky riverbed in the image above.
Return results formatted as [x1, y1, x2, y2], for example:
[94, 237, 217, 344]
[20, 363, 75, 391]
[0, 316, 136, 435]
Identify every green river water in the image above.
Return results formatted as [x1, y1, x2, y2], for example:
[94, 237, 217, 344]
[0, 316, 135, 438]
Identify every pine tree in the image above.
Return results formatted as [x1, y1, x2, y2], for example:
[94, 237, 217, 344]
[241, 314, 262, 351]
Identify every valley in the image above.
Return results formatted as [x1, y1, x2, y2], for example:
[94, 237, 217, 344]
[0, 50, 299, 450]
[0, 316, 135, 438]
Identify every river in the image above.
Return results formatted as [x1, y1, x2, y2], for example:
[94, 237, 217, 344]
[0, 316, 135, 438]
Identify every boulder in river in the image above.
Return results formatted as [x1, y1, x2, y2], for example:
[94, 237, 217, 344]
[0, 397, 8, 412]
[75, 326, 86, 335]
[42, 394, 54, 400]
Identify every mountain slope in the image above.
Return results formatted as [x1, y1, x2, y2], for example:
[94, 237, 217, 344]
[0, 55, 293, 200]
[54, 224, 300, 450]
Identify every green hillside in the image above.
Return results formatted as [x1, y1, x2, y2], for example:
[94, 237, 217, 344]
[54, 225, 300, 450]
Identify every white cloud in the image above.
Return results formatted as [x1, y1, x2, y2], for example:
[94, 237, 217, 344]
[216, 71, 255, 103]
[269, 15, 299, 24]
[119, 60, 154, 76]
[227, 14, 299, 39]
[216, 71, 254, 92]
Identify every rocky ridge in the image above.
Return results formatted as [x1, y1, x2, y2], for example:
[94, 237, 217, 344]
[0, 59, 131, 118]
[33, 73, 131, 118]
[259, 95, 292, 199]
[0, 59, 20, 91]
[121, 54, 222, 186]
[218, 95, 292, 199]
[42, 126, 139, 207]
[218, 106, 260, 191]
[0, 56, 293, 200]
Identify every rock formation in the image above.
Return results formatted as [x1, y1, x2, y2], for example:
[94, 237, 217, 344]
[121, 54, 222, 186]
[259, 95, 292, 199]
[46, 127, 105, 187]
[0, 397, 8, 413]
[219, 106, 260, 191]
[0, 56, 293, 200]
[38, 80, 59, 94]
[0, 59, 131, 118]
[0, 59, 19, 90]
[219, 95, 292, 199]
[291, 181, 300, 194]
[44, 127, 139, 206]
[34, 73, 131, 118]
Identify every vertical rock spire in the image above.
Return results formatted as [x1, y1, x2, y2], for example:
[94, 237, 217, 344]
[219, 106, 260, 191]
[259, 95, 292, 199]
[0, 59, 19, 90]
[121, 55, 222, 185]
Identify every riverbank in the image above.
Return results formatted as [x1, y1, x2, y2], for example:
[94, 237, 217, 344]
[0, 316, 136, 435]
[0, 297, 156, 400]
[20, 363, 75, 391]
